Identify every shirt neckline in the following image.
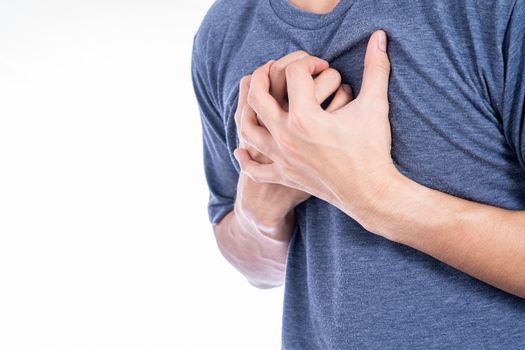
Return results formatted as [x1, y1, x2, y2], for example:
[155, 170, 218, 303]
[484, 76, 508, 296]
[268, 0, 354, 30]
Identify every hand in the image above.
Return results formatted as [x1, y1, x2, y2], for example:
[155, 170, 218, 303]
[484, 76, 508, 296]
[233, 51, 352, 240]
[234, 30, 398, 226]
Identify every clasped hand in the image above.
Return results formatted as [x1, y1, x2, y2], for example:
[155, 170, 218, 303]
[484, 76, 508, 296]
[233, 30, 400, 225]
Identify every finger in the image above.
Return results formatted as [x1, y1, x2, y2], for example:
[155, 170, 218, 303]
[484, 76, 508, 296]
[234, 75, 252, 129]
[269, 50, 309, 105]
[326, 84, 353, 112]
[358, 30, 391, 103]
[286, 55, 329, 112]
[233, 148, 280, 184]
[313, 67, 341, 104]
[248, 60, 286, 134]
[239, 103, 278, 159]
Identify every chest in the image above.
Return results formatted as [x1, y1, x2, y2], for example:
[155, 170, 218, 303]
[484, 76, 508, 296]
[220, 3, 525, 208]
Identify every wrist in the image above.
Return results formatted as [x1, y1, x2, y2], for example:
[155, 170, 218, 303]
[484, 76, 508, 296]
[234, 200, 296, 243]
[336, 162, 408, 239]
[360, 168, 409, 238]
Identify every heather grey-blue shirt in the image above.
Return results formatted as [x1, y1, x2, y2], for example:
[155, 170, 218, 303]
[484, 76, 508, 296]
[191, 0, 525, 348]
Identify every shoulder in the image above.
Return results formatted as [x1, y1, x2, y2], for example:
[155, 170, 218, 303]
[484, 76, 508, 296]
[192, 0, 259, 112]
[193, 0, 258, 64]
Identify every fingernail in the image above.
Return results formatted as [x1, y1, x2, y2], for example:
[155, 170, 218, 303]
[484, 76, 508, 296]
[342, 84, 352, 94]
[376, 30, 387, 52]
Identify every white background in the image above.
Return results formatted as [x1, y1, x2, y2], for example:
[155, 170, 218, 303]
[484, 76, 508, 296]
[0, 1, 284, 349]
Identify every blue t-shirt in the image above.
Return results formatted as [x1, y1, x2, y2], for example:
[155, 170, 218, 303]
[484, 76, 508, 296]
[191, 0, 525, 348]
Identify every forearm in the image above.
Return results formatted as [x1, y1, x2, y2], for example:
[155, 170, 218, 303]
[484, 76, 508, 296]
[213, 205, 295, 289]
[342, 169, 525, 299]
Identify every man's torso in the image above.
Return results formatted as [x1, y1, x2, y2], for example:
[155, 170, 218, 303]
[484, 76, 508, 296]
[198, 0, 525, 348]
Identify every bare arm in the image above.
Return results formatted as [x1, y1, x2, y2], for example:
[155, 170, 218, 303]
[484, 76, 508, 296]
[236, 31, 525, 299]
[351, 169, 525, 299]
[212, 205, 295, 289]
[213, 52, 351, 289]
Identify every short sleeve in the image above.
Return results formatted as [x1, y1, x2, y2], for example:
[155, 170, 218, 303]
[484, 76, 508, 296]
[191, 37, 240, 226]
[501, 0, 525, 170]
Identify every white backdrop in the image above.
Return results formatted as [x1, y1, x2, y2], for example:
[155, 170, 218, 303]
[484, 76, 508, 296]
[0, 1, 284, 349]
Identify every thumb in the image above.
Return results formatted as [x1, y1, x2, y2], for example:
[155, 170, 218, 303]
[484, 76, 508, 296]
[359, 30, 391, 102]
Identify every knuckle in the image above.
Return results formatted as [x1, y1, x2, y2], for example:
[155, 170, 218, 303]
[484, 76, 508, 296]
[253, 66, 264, 78]
[234, 105, 244, 127]
[285, 63, 299, 79]
[247, 88, 259, 107]
[270, 61, 286, 77]
[294, 50, 308, 56]
[249, 68, 262, 86]
[313, 56, 329, 66]
[240, 74, 251, 88]
[238, 120, 247, 139]
[234, 113, 240, 127]
[237, 104, 245, 120]
[324, 68, 341, 82]
[239, 126, 248, 141]
[239, 124, 250, 142]
[240, 74, 251, 86]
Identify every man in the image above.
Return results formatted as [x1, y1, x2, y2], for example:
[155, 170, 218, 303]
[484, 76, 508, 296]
[192, 0, 525, 348]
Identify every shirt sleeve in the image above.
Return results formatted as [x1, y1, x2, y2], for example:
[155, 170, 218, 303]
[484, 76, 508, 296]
[191, 36, 240, 226]
[501, 0, 525, 170]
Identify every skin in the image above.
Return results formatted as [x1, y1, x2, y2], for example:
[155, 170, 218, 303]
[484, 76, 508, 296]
[212, 0, 351, 289]
[235, 30, 525, 298]
[213, 51, 352, 288]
